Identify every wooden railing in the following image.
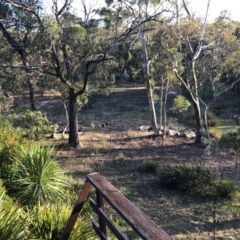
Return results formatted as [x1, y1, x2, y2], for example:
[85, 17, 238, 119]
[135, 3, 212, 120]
[60, 172, 171, 240]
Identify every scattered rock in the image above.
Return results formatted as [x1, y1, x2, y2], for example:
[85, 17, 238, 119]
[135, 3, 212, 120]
[167, 91, 177, 95]
[137, 125, 153, 131]
[168, 129, 178, 136]
[185, 130, 196, 138]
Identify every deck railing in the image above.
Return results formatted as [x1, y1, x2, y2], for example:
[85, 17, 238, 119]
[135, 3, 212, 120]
[60, 172, 171, 240]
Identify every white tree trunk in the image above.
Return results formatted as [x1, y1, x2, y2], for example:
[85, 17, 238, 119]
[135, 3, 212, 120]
[139, 30, 159, 135]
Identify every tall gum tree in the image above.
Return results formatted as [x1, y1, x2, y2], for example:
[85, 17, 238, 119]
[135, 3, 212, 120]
[160, 0, 213, 143]
[0, 0, 43, 110]
[101, 0, 174, 135]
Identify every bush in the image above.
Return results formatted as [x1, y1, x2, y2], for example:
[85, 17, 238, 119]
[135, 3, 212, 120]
[172, 95, 191, 113]
[215, 179, 238, 199]
[9, 144, 69, 206]
[219, 128, 240, 151]
[10, 110, 53, 140]
[142, 160, 159, 172]
[27, 203, 95, 240]
[159, 165, 216, 195]
[0, 117, 29, 181]
[206, 111, 218, 127]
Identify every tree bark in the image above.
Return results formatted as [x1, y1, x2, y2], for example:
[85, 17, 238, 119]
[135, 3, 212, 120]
[68, 88, 79, 148]
[192, 100, 203, 144]
[28, 78, 37, 111]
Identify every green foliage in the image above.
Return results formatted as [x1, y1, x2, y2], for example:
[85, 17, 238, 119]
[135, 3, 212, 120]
[159, 165, 216, 195]
[206, 111, 220, 127]
[0, 179, 14, 207]
[0, 192, 26, 240]
[0, 116, 29, 181]
[10, 110, 53, 140]
[26, 203, 95, 240]
[215, 179, 238, 199]
[172, 95, 191, 113]
[142, 160, 159, 172]
[9, 144, 69, 206]
[219, 128, 240, 150]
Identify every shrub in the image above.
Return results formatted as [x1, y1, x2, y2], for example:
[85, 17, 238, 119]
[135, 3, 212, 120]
[209, 128, 222, 139]
[206, 111, 218, 127]
[27, 203, 95, 240]
[0, 192, 26, 240]
[219, 128, 240, 150]
[10, 110, 53, 140]
[0, 117, 29, 181]
[215, 179, 238, 199]
[142, 160, 159, 172]
[9, 144, 69, 206]
[159, 165, 216, 195]
[172, 95, 191, 113]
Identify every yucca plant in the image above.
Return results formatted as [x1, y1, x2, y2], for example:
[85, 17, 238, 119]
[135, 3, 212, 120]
[9, 144, 69, 206]
[26, 203, 96, 240]
[0, 192, 26, 240]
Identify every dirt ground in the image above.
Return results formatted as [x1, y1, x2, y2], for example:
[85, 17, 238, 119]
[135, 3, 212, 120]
[37, 85, 240, 239]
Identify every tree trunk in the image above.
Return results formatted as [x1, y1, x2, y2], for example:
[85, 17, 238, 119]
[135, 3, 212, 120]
[193, 100, 203, 144]
[163, 78, 169, 137]
[28, 78, 37, 111]
[139, 30, 159, 135]
[68, 88, 79, 148]
[159, 76, 164, 129]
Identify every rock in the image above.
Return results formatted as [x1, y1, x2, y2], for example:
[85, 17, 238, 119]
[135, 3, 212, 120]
[177, 130, 186, 137]
[137, 125, 153, 131]
[169, 129, 178, 136]
[160, 126, 170, 131]
[185, 130, 196, 138]
[167, 91, 177, 95]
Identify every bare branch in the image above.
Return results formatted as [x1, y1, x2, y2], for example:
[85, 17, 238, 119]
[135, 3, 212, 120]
[182, 0, 191, 21]
[75, 55, 115, 97]
[0, 63, 40, 70]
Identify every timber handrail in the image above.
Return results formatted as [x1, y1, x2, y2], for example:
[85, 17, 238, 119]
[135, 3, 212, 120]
[60, 172, 171, 240]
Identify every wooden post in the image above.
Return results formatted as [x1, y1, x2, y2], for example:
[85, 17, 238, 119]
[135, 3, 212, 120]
[96, 190, 107, 238]
[60, 180, 92, 240]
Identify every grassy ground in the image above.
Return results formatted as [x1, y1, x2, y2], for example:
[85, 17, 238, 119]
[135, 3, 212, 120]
[38, 85, 240, 239]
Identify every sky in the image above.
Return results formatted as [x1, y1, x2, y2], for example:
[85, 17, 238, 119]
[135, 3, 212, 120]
[44, 0, 240, 22]
[189, 0, 240, 21]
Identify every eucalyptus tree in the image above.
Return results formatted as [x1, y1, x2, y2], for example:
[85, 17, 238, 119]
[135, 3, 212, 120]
[151, 23, 180, 136]
[202, 16, 240, 96]
[159, 1, 240, 143]
[0, 0, 43, 111]
[100, 0, 175, 135]
[159, 0, 214, 143]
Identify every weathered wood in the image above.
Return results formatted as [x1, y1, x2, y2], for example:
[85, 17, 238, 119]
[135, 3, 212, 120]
[96, 190, 107, 236]
[92, 219, 108, 240]
[87, 172, 171, 240]
[90, 198, 128, 240]
[60, 180, 92, 240]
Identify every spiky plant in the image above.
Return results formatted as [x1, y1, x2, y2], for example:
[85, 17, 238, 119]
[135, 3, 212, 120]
[26, 203, 95, 240]
[0, 192, 26, 240]
[10, 144, 69, 206]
